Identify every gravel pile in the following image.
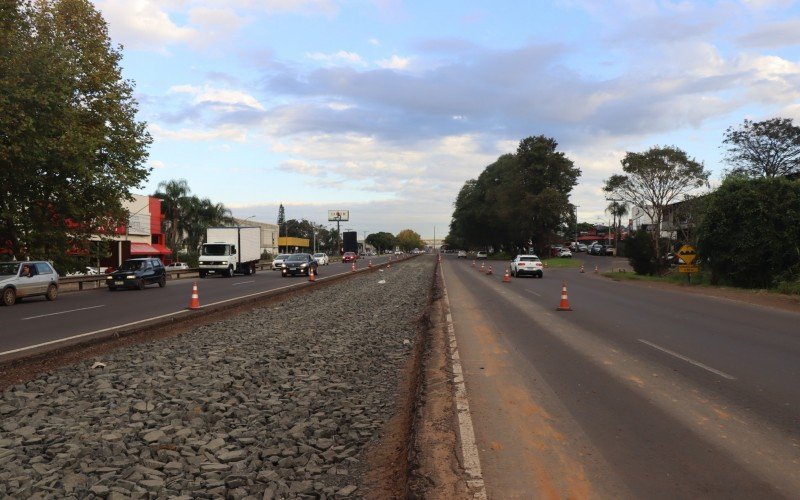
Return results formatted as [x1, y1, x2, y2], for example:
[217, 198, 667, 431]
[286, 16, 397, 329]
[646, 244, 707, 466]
[0, 257, 436, 498]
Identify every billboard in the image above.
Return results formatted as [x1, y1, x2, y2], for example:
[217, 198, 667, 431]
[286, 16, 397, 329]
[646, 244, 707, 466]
[328, 210, 349, 221]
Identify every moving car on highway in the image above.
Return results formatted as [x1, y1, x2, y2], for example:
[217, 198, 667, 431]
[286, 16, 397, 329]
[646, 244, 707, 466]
[281, 253, 319, 277]
[457, 250, 467, 258]
[476, 251, 488, 259]
[165, 262, 190, 271]
[272, 254, 290, 270]
[510, 254, 544, 278]
[1, 261, 59, 306]
[313, 253, 330, 266]
[107, 258, 166, 291]
[342, 252, 357, 263]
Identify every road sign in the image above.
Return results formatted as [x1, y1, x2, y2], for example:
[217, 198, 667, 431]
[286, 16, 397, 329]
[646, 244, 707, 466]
[678, 264, 700, 273]
[677, 244, 697, 265]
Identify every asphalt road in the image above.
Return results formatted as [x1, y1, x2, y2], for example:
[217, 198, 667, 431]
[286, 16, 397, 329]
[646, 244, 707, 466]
[443, 254, 800, 499]
[0, 255, 394, 357]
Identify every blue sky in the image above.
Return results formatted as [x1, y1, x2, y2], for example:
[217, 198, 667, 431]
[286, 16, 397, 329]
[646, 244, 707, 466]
[95, 0, 800, 238]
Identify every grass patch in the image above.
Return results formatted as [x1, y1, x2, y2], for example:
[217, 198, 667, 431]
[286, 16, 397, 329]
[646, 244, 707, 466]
[541, 257, 582, 269]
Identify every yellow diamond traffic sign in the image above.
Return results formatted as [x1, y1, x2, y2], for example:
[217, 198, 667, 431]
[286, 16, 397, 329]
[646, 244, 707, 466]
[677, 244, 697, 265]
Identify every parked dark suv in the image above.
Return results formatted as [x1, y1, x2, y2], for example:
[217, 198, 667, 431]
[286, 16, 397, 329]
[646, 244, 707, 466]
[281, 253, 319, 277]
[107, 258, 166, 290]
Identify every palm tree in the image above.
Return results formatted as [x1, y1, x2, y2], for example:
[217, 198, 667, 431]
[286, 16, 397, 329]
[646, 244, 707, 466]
[185, 197, 234, 254]
[606, 200, 629, 250]
[154, 179, 191, 260]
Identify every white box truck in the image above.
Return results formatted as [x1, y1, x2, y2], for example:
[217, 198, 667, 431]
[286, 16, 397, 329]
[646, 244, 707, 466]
[199, 226, 261, 278]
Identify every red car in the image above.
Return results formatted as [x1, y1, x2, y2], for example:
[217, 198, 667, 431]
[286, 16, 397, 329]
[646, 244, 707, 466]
[342, 252, 357, 262]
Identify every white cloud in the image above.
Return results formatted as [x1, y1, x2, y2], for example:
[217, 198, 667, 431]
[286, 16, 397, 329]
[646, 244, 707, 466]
[169, 84, 265, 111]
[149, 123, 248, 142]
[306, 51, 367, 66]
[149, 160, 166, 169]
[376, 55, 411, 70]
[96, 0, 196, 51]
[369, 38, 381, 46]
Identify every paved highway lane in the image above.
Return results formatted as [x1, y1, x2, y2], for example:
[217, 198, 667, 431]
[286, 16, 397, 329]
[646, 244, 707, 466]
[0, 256, 392, 357]
[443, 255, 800, 499]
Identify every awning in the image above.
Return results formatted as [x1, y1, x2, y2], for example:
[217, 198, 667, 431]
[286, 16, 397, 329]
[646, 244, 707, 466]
[130, 243, 171, 255]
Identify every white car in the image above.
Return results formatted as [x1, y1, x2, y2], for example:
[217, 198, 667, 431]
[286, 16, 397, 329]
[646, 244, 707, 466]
[457, 250, 467, 258]
[313, 253, 329, 265]
[272, 254, 291, 270]
[510, 255, 544, 278]
[476, 251, 488, 259]
[165, 262, 190, 271]
[558, 248, 572, 258]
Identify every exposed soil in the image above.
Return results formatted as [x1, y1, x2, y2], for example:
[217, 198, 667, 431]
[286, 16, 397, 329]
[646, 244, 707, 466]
[406, 264, 472, 499]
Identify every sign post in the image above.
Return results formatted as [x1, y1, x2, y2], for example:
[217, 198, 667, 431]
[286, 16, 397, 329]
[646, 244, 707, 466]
[676, 244, 698, 283]
[328, 210, 349, 256]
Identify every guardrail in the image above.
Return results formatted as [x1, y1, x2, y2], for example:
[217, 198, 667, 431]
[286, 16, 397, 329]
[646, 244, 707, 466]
[59, 263, 279, 291]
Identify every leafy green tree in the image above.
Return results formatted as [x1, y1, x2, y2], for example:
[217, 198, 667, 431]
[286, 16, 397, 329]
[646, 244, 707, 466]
[366, 232, 395, 253]
[697, 176, 800, 288]
[723, 118, 800, 178]
[395, 229, 424, 251]
[625, 229, 659, 275]
[0, 0, 151, 267]
[604, 146, 709, 265]
[448, 136, 580, 255]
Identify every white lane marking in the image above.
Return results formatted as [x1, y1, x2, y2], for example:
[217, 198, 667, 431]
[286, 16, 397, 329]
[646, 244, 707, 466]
[22, 305, 105, 321]
[0, 310, 190, 357]
[525, 289, 541, 297]
[232, 280, 255, 286]
[440, 263, 487, 500]
[2, 268, 357, 358]
[638, 339, 736, 380]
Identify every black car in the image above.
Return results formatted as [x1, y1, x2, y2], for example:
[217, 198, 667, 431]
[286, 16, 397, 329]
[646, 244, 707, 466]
[280, 253, 319, 277]
[107, 258, 166, 290]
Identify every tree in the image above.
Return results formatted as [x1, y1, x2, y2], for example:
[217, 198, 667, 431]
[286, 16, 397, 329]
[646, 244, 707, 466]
[697, 176, 800, 288]
[606, 201, 628, 250]
[722, 118, 800, 178]
[604, 146, 709, 268]
[154, 179, 190, 259]
[366, 232, 395, 253]
[448, 136, 581, 254]
[1, 0, 151, 267]
[277, 204, 286, 236]
[395, 229, 424, 251]
[184, 197, 233, 255]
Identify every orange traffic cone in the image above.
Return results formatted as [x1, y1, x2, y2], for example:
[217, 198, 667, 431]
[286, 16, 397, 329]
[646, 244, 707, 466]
[472, 260, 476, 268]
[486, 265, 493, 275]
[580, 264, 585, 273]
[351, 262, 356, 272]
[503, 268, 510, 282]
[480, 262, 485, 272]
[188, 282, 201, 310]
[309, 267, 316, 282]
[594, 265, 599, 274]
[557, 281, 572, 311]
[368, 260, 373, 268]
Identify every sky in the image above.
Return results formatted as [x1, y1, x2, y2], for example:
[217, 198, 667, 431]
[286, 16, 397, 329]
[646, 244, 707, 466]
[94, 0, 800, 239]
